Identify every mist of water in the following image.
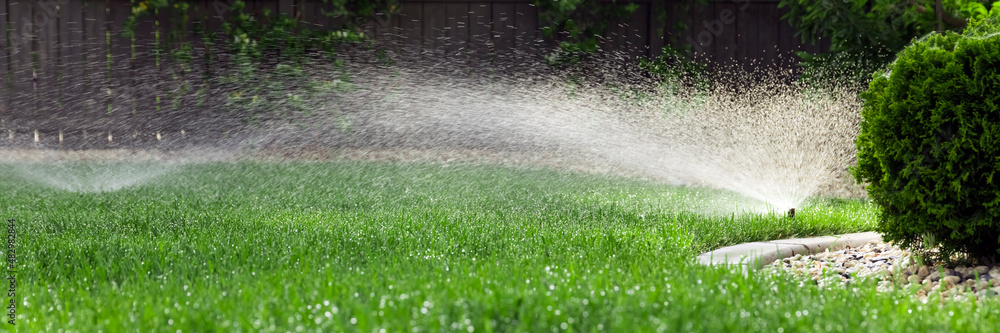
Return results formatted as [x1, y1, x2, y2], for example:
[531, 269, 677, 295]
[3, 40, 864, 213]
[245, 54, 863, 213]
[10, 162, 177, 193]
[2, 148, 238, 193]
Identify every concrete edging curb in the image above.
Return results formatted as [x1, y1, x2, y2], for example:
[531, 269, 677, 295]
[696, 232, 882, 269]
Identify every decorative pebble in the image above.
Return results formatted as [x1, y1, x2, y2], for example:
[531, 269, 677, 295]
[917, 266, 929, 278]
[764, 241, 1000, 302]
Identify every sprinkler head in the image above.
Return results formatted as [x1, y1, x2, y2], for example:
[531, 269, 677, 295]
[787, 208, 795, 218]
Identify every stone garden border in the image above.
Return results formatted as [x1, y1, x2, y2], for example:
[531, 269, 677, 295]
[697, 232, 882, 269]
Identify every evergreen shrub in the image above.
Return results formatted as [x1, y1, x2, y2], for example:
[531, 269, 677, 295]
[853, 18, 1000, 260]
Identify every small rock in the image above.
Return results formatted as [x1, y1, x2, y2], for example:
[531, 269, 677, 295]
[844, 262, 856, 268]
[975, 266, 989, 275]
[908, 275, 922, 284]
[943, 275, 962, 287]
[917, 265, 930, 278]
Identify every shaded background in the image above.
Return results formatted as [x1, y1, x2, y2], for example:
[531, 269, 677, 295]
[0, 0, 830, 148]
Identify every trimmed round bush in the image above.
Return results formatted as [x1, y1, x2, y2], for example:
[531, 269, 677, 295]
[853, 18, 1000, 260]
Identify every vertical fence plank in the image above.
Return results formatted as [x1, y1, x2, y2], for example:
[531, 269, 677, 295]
[58, 0, 78, 124]
[628, 6, 648, 59]
[512, 2, 535, 50]
[178, 0, 201, 119]
[740, 3, 760, 71]
[444, 2, 468, 63]
[9, 1, 32, 120]
[207, 0, 229, 32]
[162, 4, 193, 126]
[757, 3, 780, 69]
[380, 5, 402, 54]
[278, 0, 292, 17]
[327, 0, 348, 29]
[83, 0, 107, 116]
[777, 4, 797, 63]
[298, 0, 323, 29]
[735, 1, 750, 67]
[99, 0, 112, 117]
[250, 0, 276, 22]
[203, 0, 226, 95]
[131, 3, 157, 117]
[34, 0, 60, 127]
[62, 0, 85, 136]
[108, 0, 132, 118]
[688, 1, 707, 60]
[648, 0, 664, 58]
[712, 2, 737, 68]
[188, 0, 211, 123]
[661, 0, 675, 48]
[468, 2, 490, 58]
[0, 0, 9, 115]
[422, 2, 445, 58]
[605, 11, 628, 56]
[371, 4, 389, 39]
[398, 2, 421, 57]
[491, 3, 514, 52]
[607, 6, 647, 60]
[691, 1, 712, 63]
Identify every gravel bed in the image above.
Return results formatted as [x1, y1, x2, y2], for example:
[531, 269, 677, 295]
[765, 241, 1000, 302]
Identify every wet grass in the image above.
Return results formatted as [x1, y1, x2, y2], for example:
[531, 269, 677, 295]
[4, 161, 997, 332]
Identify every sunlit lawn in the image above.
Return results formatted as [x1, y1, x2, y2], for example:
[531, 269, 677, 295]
[4, 161, 997, 332]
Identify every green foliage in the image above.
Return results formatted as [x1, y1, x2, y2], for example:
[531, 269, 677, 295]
[779, 0, 1000, 85]
[535, 0, 639, 65]
[853, 18, 1000, 261]
[125, 0, 374, 119]
[535, 0, 707, 66]
[960, 0, 1000, 19]
[640, 46, 709, 90]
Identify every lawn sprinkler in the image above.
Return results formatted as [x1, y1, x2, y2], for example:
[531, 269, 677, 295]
[787, 208, 795, 218]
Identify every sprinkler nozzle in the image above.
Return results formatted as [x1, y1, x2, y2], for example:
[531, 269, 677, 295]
[788, 208, 795, 218]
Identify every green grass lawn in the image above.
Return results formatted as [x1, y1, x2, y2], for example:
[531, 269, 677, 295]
[3, 161, 997, 332]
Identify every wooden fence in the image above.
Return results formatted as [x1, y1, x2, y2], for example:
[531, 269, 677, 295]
[0, 0, 829, 146]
